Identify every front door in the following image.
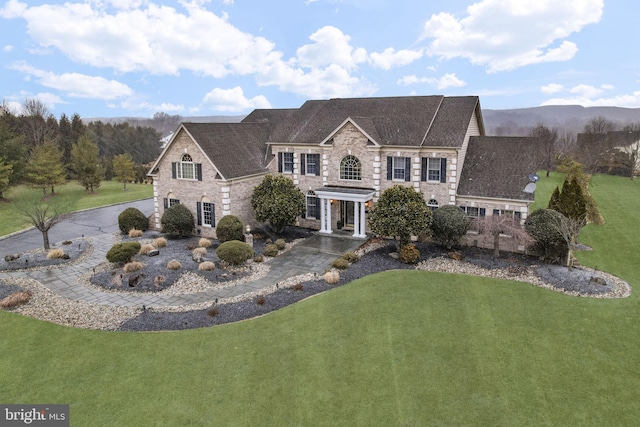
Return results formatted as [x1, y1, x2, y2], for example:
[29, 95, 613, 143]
[340, 201, 355, 228]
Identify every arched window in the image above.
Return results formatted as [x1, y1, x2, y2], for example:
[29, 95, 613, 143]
[427, 199, 439, 211]
[178, 153, 195, 179]
[340, 155, 362, 181]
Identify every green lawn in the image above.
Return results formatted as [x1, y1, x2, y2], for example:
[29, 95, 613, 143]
[1, 174, 640, 426]
[0, 181, 153, 236]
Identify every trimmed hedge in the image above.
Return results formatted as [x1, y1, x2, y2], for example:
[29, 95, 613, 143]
[216, 240, 254, 265]
[118, 207, 149, 234]
[106, 242, 141, 264]
[161, 204, 194, 237]
[216, 215, 244, 243]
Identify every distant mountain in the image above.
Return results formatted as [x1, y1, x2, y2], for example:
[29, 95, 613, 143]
[483, 105, 640, 136]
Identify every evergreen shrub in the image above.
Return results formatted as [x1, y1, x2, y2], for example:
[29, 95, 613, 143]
[106, 242, 141, 264]
[216, 240, 254, 265]
[118, 207, 149, 234]
[216, 215, 244, 243]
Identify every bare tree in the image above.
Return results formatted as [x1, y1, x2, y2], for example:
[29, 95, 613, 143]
[547, 213, 586, 270]
[529, 123, 558, 177]
[19, 98, 58, 150]
[18, 200, 69, 250]
[478, 215, 532, 258]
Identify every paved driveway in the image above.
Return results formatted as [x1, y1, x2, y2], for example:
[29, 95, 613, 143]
[0, 198, 154, 259]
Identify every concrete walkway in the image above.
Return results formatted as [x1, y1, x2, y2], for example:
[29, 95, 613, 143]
[3, 233, 365, 308]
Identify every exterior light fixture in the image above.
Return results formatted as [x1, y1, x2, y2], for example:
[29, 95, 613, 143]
[246, 224, 251, 234]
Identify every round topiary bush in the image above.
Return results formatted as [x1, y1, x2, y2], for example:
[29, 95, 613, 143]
[216, 215, 244, 243]
[161, 204, 195, 237]
[275, 238, 286, 250]
[215, 240, 254, 265]
[106, 242, 141, 264]
[118, 207, 149, 234]
[399, 243, 420, 264]
[263, 244, 279, 257]
[431, 205, 470, 249]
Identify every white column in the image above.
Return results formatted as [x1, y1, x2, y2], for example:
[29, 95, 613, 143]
[352, 201, 360, 238]
[326, 200, 332, 234]
[319, 198, 326, 233]
[359, 200, 366, 238]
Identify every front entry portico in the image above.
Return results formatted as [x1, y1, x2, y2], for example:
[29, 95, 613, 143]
[314, 186, 375, 239]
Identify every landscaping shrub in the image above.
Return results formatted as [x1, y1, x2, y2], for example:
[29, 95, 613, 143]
[118, 207, 149, 234]
[341, 251, 359, 263]
[215, 215, 244, 243]
[198, 261, 216, 271]
[216, 240, 254, 265]
[324, 271, 340, 284]
[153, 237, 168, 248]
[198, 238, 212, 248]
[331, 258, 350, 270]
[275, 238, 286, 250]
[263, 244, 279, 257]
[0, 291, 32, 308]
[254, 255, 264, 263]
[139, 244, 155, 255]
[192, 247, 207, 256]
[106, 242, 141, 264]
[167, 259, 182, 270]
[431, 205, 470, 249]
[47, 248, 65, 259]
[256, 295, 266, 305]
[207, 308, 219, 317]
[123, 261, 144, 273]
[128, 228, 144, 238]
[399, 243, 421, 264]
[292, 283, 303, 291]
[524, 208, 568, 261]
[161, 204, 195, 237]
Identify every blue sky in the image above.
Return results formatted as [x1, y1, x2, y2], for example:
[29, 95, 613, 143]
[1, 0, 637, 118]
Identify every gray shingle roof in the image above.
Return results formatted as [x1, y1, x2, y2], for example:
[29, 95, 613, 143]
[182, 122, 272, 179]
[457, 136, 541, 201]
[268, 96, 480, 146]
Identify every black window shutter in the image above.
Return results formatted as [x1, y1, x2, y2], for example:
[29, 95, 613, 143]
[163, 198, 168, 209]
[278, 152, 283, 173]
[404, 157, 411, 182]
[300, 154, 306, 175]
[171, 162, 177, 179]
[315, 197, 321, 219]
[196, 202, 202, 226]
[315, 154, 321, 175]
[480, 208, 486, 217]
[440, 158, 447, 183]
[386, 157, 392, 180]
[421, 158, 427, 181]
[211, 204, 216, 226]
[196, 163, 202, 181]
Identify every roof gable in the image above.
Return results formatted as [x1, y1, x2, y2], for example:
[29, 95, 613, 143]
[457, 136, 540, 201]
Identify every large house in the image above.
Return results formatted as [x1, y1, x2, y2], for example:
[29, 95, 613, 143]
[148, 95, 540, 249]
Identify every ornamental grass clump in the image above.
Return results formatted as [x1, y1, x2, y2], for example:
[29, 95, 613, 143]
[0, 291, 32, 308]
[47, 248, 65, 259]
[324, 271, 340, 285]
[275, 239, 286, 250]
[123, 261, 144, 273]
[198, 238, 212, 248]
[207, 308, 219, 317]
[341, 251, 359, 263]
[192, 247, 207, 256]
[167, 259, 182, 270]
[216, 240, 254, 265]
[128, 228, 144, 238]
[139, 244, 155, 255]
[153, 237, 168, 248]
[198, 261, 216, 271]
[331, 258, 349, 270]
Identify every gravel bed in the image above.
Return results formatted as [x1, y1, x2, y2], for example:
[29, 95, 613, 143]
[0, 238, 91, 271]
[0, 232, 632, 332]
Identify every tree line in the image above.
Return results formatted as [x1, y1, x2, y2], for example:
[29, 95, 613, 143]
[0, 99, 162, 199]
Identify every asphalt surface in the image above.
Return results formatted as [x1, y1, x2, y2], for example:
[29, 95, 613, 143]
[0, 198, 154, 259]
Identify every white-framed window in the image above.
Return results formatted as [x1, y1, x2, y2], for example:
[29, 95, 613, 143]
[460, 206, 486, 219]
[493, 209, 522, 221]
[178, 154, 195, 179]
[340, 155, 362, 181]
[202, 202, 214, 226]
[164, 198, 180, 209]
[278, 152, 294, 173]
[427, 199, 439, 211]
[304, 191, 320, 219]
[421, 157, 447, 183]
[169, 198, 180, 207]
[427, 158, 441, 182]
[301, 153, 320, 176]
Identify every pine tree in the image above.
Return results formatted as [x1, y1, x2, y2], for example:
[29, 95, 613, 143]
[58, 113, 74, 175]
[26, 141, 66, 195]
[112, 153, 136, 190]
[70, 135, 104, 193]
[548, 186, 561, 212]
[0, 159, 12, 199]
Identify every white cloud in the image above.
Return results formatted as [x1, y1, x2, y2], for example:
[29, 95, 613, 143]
[118, 99, 185, 113]
[541, 83, 640, 108]
[541, 83, 564, 94]
[570, 84, 604, 98]
[202, 86, 271, 112]
[397, 72, 466, 90]
[369, 48, 423, 70]
[295, 26, 367, 71]
[3, 45, 13, 52]
[1, 1, 375, 101]
[421, 0, 603, 72]
[9, 62, 132, 99]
